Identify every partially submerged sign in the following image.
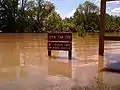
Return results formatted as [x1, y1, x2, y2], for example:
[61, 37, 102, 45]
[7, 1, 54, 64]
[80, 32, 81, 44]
[48, 33, 72, 41]
[48, 42, 72, 50]
[48, 32, 72, 59]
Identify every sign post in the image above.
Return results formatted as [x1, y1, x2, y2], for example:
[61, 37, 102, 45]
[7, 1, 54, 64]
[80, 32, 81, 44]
[48, 32, 72, 59]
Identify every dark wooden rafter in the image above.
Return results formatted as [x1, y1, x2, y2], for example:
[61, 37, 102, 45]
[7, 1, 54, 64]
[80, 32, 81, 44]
[99, 0, 120, 56]
[104, 36, 120, 41]
[106, 0, 119, 1]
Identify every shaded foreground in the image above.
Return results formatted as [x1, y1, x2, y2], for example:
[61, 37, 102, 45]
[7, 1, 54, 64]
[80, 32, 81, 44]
[0, 33, 120, 90]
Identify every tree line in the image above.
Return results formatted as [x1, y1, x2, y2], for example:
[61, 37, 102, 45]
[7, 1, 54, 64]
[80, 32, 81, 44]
[0, 0, 120, 35]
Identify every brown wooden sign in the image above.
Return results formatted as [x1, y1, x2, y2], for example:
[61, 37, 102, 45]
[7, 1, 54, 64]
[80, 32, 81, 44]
[48, 32, 72, 41]
[48, 42, 72, 50]
[48, 32, 72, 59]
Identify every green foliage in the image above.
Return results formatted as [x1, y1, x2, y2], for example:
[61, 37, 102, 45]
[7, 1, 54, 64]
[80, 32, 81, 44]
[105, 15, 120, 32]
[0, 0, 57, 33]
[43, 12, 62, 32]
[0, 0, 120, 34]
[78, 23, 85, 37]
[0, 0, 19, 32]
[73, 1, 100, 36]
[62, 17, 76, 32]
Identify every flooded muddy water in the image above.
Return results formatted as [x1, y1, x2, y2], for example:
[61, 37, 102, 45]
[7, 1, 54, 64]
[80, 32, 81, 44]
[0, 33, 120, 90]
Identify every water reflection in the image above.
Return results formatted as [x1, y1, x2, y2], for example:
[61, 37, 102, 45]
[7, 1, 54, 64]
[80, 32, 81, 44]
[19, 67, 27, 80]
[97, 55, 104, 85]
[104, 52, 120, 73]
[0, 33, 120, 89]
[0, 67, 17, 81]
[0, 34, 48, 82]
[48, 57, 72, 78]
[97, 54, 120, 86]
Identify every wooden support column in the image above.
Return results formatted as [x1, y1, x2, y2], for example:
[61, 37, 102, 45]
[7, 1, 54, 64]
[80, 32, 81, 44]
[48, 50, 51, 56]
[99, 0, 106, 56]
[68, 50, 72, 59]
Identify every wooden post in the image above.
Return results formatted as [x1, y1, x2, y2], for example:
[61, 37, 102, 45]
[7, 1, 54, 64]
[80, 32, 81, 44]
[97, 55, 104, 89]
[68, 50, 72, 59]
[48, 50, 51, 56]
[99, 0, 106, 56]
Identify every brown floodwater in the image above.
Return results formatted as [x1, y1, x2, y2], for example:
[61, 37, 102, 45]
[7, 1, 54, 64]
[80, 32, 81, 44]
[0, 33, 120, 90]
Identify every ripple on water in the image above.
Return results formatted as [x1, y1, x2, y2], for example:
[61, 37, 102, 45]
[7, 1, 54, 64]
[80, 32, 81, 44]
[0, 33, 120, 89]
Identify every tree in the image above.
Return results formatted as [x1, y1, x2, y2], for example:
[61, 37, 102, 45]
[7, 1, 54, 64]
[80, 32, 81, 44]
[0, 0, 19, 32]
[25, 0, 56, 32]
[105, 14, 120, 32]
[73, 1, 100, 36]
[43, 12, 62, 32]
[0, 0, 120, 34]
[62, 17, 76, 32]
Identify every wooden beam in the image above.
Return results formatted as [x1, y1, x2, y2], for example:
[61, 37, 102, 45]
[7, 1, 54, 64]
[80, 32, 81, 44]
[99, 0, 106, 56]
[104, 36, 120, 41]
[106, 0, 119, 1]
